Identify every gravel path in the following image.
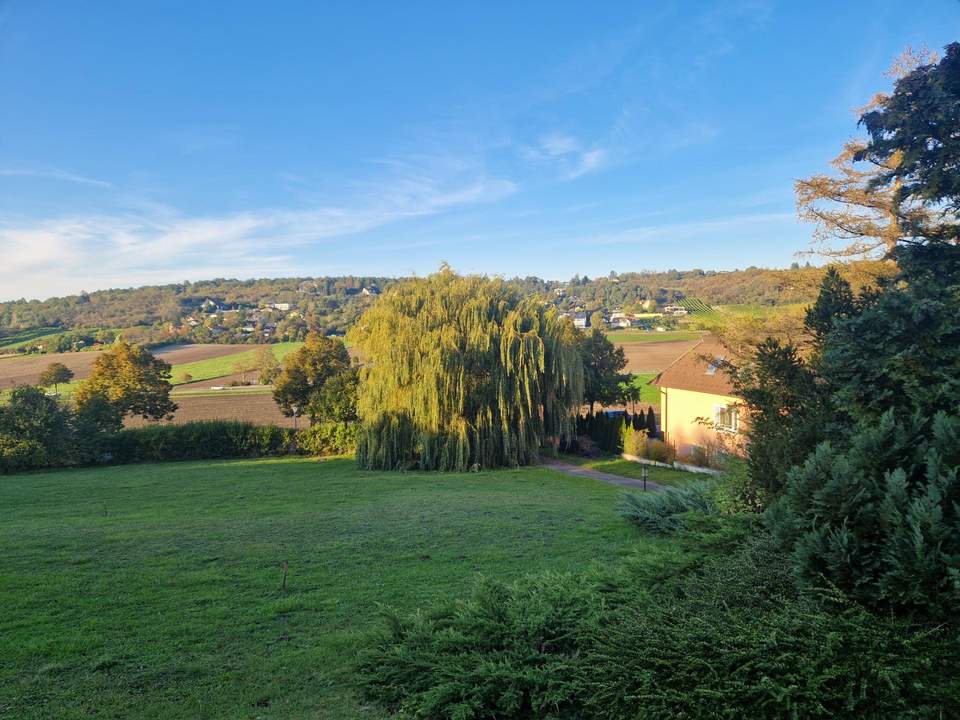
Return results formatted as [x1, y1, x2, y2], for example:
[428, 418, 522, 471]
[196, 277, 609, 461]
[540, 459, 666, 492]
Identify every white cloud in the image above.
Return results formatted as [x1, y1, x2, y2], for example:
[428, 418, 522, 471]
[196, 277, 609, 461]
[0, 168, 516, 300]
[539, 132, 581, 157]
[0, 168, 113, 188]
[520, 132, 607, 181]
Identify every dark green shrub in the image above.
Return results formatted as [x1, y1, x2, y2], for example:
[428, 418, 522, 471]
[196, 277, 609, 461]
[296, 421, 357, 456]
[580, 535, 960, 720]
[767, 409, 960, 617]
[0, 386, 74, 472]
[357, 532, 960, 719]
[358, 572, 605, 719]
[106, 421, 293, 464]
[0, 435, 46, 474]
[714, 456, 767, 514]
[617, 482, 717, 534]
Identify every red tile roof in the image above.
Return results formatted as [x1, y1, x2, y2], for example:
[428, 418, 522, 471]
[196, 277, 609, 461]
[650, 336, 735, 395]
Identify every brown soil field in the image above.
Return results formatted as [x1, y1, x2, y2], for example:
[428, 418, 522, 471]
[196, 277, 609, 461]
[0, 344, 247, 389]
[125, 393, 295, 428]
[151, 344, 251, 364]
[619, 338, 699, 373]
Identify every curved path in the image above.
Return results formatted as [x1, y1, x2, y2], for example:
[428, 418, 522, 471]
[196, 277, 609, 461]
[540, 459, 666, 492]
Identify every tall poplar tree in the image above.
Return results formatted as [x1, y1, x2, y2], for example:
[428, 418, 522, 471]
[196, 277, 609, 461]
[349, 268, 584, 471]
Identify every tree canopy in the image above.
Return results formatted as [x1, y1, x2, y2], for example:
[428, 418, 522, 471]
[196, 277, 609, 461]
[272, 332, 352, 419]
[858, 42, 960, 240]
[74, 340, 177, 421]
[38, 362, 74, 393]
[579, 329, 628, 412]
[349, 268, 584, 471]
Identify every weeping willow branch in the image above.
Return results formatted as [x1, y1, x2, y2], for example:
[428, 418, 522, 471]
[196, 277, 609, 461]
[348, 268, 584, 471]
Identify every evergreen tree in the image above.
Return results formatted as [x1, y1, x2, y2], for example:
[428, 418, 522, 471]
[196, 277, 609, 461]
[803, 267, 856, 352]
[349, 269, 583, 471]
[645, 406, 658, 439]
[768, 409, 960, 617]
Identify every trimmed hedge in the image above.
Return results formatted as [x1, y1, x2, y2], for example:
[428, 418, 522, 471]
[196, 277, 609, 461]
[295, 421, 358, 457]
[104, 421, 294, 464]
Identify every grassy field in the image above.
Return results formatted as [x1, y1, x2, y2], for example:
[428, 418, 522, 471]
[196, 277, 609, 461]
[0, 457, 685, 719]
[0, 327, 64, 351]
[629, 372, 660, 405]
[169, 342, 303, 384]
[604, 329, 702, 344]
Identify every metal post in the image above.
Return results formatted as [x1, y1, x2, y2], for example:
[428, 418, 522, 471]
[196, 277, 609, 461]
[642, 465, 648, 491]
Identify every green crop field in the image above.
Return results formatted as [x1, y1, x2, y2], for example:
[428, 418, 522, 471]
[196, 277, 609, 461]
[604, 329, 702, 344]
[168, 341, 304, 384]
[0, 457, 700, 719]
[0, 327, 66, 351]
[676, 298, 714, 314]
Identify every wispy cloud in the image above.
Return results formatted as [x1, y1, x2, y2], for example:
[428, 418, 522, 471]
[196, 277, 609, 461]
[0, 168, 113, 188]
[520, 132, 608, 181]
[586, 211, 795, 245]
[0, 161, 516, 299]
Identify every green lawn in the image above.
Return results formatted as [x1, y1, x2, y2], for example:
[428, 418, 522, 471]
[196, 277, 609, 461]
[0, 457, 677, 719]
[604, 329, 702, 344]
[579, 458, 702, 487]
[629, 372, 660, 405]
[169, 341, 304, 384]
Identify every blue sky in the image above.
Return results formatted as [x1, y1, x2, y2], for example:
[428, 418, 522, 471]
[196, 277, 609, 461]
[1, 1, 958, 300]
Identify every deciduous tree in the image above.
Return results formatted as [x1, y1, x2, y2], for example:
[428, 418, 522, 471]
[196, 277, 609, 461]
[272, 332, 351, 418]
[579, 329, 627, 413]
[74, 340, 176, 420]
[349, 268, 583, 471]
[37, 362, 74, 394]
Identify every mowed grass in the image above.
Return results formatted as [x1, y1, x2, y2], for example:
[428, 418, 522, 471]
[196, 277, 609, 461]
[604, 329, 702, 344]
[0, 457, 666, 719]
[630, 372, 661, 405]
[169, 341, 304, 384]
[578, 459, 702, 487]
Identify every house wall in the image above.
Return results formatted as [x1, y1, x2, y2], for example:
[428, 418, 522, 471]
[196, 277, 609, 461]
[659, 386, 743, 456]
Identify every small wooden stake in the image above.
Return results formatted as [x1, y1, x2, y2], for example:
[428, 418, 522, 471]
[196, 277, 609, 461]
[281, 561, 289, 591]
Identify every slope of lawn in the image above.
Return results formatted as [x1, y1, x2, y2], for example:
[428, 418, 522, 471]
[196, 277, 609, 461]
[169, 341, 303, 384]
[0, 457, 682, 719]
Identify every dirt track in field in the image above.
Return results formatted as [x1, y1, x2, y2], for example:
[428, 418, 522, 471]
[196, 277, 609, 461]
[125, 394, 296, 428]
[620, 338, 700, 373]
[0, 344, 248, 389]
[174, 371, 263, 390]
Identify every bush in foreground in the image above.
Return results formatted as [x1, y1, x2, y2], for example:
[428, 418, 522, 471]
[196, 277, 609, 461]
[295, 421, 358, 456]
[357, 533, 960, 719]
[617, 481, 716, 534]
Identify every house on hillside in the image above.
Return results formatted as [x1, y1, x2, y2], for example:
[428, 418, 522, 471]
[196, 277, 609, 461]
[571, 312, 589, 329]
[651, 337, 742, 456]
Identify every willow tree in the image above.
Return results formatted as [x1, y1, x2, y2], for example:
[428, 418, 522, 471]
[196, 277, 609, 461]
[349, 268, 584, 471]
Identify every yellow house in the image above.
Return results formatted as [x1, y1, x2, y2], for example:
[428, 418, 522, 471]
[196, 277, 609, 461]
[651, 337, 742, 455]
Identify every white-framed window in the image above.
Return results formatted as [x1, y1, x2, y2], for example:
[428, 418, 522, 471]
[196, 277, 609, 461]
[714, 404, 738, 432]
